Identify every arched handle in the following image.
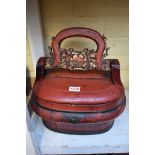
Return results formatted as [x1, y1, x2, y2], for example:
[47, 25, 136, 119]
[51, 27, 106, 68]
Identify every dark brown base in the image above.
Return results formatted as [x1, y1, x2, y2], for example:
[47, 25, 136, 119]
[43, 119, 114, 135]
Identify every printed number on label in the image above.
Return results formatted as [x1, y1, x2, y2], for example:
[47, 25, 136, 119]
[69, 86, 80, 92]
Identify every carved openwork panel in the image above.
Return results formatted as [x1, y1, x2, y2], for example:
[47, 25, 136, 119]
[45, 48, 110, 71]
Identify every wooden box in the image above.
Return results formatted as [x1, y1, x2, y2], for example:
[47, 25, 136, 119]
[30, 27, 126, 134]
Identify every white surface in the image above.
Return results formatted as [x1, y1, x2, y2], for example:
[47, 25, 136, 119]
[32, 109, 128, 155]
[27, 105, 40, 155]
[26, 125, 36, 155]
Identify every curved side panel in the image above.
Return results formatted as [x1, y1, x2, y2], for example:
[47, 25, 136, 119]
[31, 98, 126, 123]
[31, 93, 126, 112]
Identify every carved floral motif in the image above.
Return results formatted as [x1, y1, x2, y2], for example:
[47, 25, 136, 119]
[45, 48, 110, 71]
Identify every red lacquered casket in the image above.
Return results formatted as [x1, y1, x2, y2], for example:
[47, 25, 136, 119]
[30, 27, 126, 134]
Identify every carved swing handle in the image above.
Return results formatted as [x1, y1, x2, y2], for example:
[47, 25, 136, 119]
[51, 27, 106, 69]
